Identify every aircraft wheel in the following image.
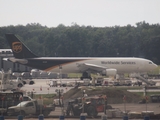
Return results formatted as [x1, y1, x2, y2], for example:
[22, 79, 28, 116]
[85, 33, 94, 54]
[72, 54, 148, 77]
[23, 81, 26, 84]
[29, 81, 34, 85]
[18, 83, 23, 88]
[80, 77, 83, 80]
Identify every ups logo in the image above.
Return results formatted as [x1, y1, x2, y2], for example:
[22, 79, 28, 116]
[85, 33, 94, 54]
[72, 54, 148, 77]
[12, 42, 22, 53]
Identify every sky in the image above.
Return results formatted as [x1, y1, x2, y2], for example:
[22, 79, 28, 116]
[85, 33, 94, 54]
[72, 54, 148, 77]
[0, 0, 160, 27]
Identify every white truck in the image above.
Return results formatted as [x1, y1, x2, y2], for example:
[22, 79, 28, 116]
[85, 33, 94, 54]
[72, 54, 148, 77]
[0, 91, 32, 115]
[7, 99, 55, 117]
[48, 80, 57, 87]
[0, 70, 24, 91]
[16, 77, 35, 85]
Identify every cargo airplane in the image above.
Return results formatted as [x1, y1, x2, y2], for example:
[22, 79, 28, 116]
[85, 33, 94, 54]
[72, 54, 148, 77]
[5, 34, 157, 80]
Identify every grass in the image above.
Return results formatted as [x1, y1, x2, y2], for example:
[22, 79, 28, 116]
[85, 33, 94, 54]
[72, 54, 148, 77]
[133, 92, 160, 97]
[67, 73, 82, 78]
[132, 92, 160, 102]
[31, 94, 57, 105]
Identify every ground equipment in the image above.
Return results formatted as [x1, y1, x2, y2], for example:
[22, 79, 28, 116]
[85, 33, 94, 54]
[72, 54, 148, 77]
[7, 99, 55, 117]
[66, 95, 112, 117]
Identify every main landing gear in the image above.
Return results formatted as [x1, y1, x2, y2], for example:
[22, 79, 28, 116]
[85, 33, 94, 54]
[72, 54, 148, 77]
[80, 72, 92, 80]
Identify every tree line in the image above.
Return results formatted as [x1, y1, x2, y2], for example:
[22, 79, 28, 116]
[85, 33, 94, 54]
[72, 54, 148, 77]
[0, 21, 160, 64]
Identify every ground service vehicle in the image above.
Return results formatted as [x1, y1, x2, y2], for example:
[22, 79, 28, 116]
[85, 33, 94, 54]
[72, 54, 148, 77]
[150, 94, 160, 103]
[132, 81, 142, 86]
[95, 78, 103, 86]
[0, 70, 24, 91]
[17, 77, 35, 85]
[7, 99, 55, 117]
[0, 91, 24, 115]
[66, 95, 112, 117]
[48, 80, 57, 87]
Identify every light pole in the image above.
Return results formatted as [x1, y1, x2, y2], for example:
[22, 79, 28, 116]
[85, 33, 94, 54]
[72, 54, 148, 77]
[83, 90, 85, 97]
[17, 95, 23, 120]
[104, 95, 107, 114]
[145, 96, 148, 116]
[59, 65, 62, 86]
[82, 90, 86, 113]
[47, 88, 49, 94]
[123, 95, 126, 114]
[80, 90, 86, 120]
[55, 89, 64, 112]
[1, 96, 4, 116]
[55, 89, 64, 120]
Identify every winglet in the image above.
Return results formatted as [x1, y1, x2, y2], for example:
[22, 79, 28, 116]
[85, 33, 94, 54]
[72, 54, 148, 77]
[5, 34, 37, 59]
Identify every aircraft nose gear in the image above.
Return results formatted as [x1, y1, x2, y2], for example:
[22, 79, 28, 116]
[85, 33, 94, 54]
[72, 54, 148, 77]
[80, 72, 92, 80]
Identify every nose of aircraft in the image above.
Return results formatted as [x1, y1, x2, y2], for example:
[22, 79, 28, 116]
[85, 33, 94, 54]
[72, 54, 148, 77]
[148, 61, 158, 71]
[153, 63, 158, 69]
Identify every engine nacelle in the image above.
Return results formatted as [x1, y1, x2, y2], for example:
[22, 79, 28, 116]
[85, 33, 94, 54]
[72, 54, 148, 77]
[102, 69, 117, 76]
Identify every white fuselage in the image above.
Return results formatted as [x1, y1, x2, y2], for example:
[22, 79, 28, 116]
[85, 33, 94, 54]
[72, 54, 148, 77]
[43, 57, 157, 74]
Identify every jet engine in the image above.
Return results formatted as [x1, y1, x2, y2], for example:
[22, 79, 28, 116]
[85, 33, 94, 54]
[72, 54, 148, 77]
[102, 69, 117, 76]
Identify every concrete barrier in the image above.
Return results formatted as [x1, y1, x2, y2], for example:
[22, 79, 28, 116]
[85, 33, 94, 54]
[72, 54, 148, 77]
[128, 112, 141, 118]
[144, 116, 150, 120]
[38, 114, 44, 120]
[101, 114, 107, 120]
[123, 116, 128, 120]
[141, 111, 154, 117]
[80, 115, 85, 120]
[0, 116, 4, 120]
[59, 115, 65, 120]
[17, 115, 23, 120]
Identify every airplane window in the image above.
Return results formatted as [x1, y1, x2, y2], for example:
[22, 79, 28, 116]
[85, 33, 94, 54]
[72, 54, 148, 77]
[149, 62, 152, 64]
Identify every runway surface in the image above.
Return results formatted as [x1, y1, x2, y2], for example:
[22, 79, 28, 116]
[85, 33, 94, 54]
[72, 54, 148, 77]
[20, 79, 76, 95]
[20, 78, 160, 95]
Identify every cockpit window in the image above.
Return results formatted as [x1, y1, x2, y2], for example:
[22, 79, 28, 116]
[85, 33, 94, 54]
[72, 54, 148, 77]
[149, 62, 152, 64]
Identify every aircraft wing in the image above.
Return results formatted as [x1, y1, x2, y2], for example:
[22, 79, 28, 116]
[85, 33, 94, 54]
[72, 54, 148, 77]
[77, 63, 107, 73]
